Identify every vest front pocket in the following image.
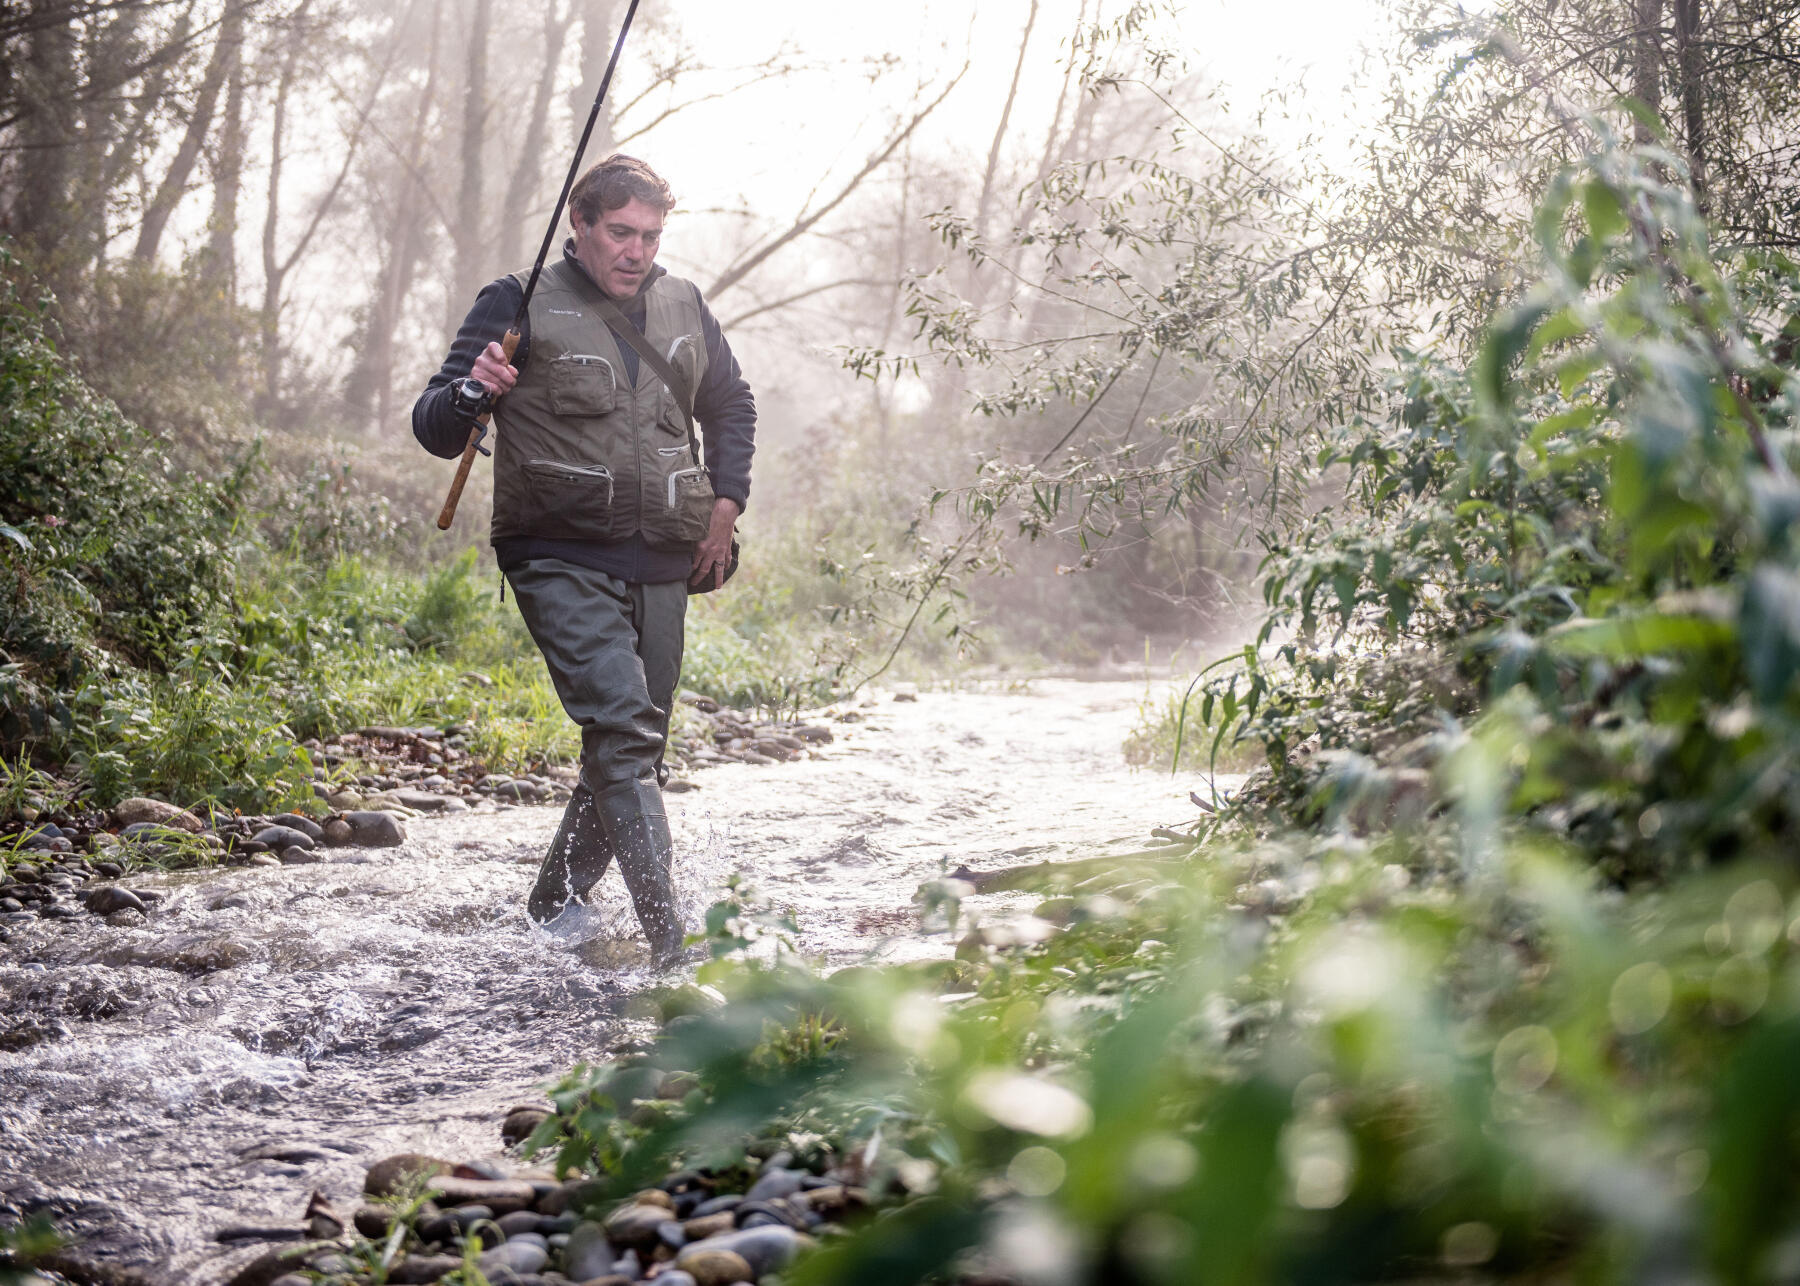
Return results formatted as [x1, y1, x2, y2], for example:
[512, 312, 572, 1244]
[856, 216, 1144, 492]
[548, 353, 617, 417]
[643, 465, 715, 549]
[523, 458, 621, 540]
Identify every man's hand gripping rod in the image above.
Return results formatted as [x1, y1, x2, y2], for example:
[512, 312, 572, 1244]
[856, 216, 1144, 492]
[435, 0, 643, 531]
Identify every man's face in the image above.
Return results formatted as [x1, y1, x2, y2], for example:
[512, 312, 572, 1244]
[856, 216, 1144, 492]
[573, 197, 665, 298]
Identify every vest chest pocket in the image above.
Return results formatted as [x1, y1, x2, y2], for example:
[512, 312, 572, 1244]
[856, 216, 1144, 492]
[549, 353, 617, 417]
[523, 458, 622, 541]
[642, 465, 716, 549]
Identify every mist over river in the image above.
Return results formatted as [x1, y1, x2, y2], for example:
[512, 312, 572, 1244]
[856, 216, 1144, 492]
[0, 679, 1208, 1284]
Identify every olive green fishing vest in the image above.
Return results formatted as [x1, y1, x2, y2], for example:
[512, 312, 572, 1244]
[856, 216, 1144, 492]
[490, 260, 714, 549]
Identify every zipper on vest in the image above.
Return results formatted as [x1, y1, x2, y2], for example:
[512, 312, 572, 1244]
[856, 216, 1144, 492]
[666, 466, 706, 509]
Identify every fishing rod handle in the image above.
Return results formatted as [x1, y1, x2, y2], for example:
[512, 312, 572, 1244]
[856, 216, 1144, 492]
[435, 328, 520, 531]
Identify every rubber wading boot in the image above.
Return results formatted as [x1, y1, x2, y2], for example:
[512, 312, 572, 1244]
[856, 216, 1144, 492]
[594, 775, 685, 963]
[527, 780, 614, 924]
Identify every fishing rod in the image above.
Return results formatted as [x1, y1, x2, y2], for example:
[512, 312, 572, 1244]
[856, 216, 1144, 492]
[436, 0, 644, 530]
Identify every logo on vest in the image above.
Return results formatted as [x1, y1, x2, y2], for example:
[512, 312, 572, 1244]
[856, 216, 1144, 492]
[547, 308, 584, 317]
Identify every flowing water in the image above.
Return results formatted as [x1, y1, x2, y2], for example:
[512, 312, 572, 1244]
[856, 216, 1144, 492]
[0, 679, 1209, 1284]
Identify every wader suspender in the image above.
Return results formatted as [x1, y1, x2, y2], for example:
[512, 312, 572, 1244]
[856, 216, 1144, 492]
[590, 292, 701, 466]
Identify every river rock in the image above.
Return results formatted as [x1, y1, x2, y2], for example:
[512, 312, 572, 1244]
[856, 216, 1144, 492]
[426, 1175, 537, 1213]
[501, 1106, 550, 1145]
[496, 1210, 543, 1237]
[798, 1184, 867, 1218]
[254, 826, 316, 852]
[562, 1220, 613, 1280]
[537, 1177, 605, 1217]
[271, 813, 325, 841]
[389, 1254, 463, 1283]
[676, 1248, 756, 1285]
[343, 811, 407, 847]
[684, 1212, 735, 1240]
[743, 1167, 806, 1203]
[657, 1274, 699, 1286]
[224, 1240, 338, 1286]
[84, 886, 146, 916]
[604, 1201, 676, 1251]
[478, 1239, 548, 1276]
[364, 1152, 452, 1196]
[353, 1206, 393, 1238]
[678, 1226, 813, 1278]
[393, 788, 448, 812]
[322, 818, 353, 846]
[113, 797, 204, 832]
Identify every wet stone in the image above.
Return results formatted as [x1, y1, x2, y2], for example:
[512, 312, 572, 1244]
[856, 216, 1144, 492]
[112, 797, 204, 832]
[343, 810, 407, 847]
[603, 1201, 675, 1251]
[254, 826, 316, 852]
[561, 1220, 613, 1280]
[483, 1236, 548, 1272]
[743, 1167, 806, 1203]
[270, 813, 325, 841]
[501, 1106, 550, 1145]
[365, 1153, 452, 1196]
[84, 886, 146, 916]
[496, 1210, 543, 1237]
[680, 1225, 813, 1277]
[278, 845, 322, 865]
[322, 818, 353, 846]
[676, 1248, 756, 1286]
[427, 1176, 537, 1213]
[389, 1253, 463, 1283]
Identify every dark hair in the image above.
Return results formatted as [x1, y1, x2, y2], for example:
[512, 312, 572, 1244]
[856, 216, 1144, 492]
[569, 153, 676, 226]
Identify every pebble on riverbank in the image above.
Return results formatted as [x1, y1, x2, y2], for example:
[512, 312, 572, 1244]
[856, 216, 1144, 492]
[219, 1112, 859, 1286]
[1, 697, 853, 903]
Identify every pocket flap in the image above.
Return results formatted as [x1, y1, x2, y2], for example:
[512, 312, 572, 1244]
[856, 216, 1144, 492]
[549, 353, 617, 417]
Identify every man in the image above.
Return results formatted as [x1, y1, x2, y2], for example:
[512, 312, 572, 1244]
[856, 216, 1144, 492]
[412, 154, 754, 963]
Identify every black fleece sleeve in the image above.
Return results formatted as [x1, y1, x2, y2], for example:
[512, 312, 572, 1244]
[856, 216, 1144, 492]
[411, 277, 531, 459]
[693, 292, 756, 513]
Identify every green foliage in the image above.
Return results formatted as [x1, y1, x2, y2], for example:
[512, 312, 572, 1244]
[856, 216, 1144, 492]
[524, 133, 1800, 1284]
[533, 835, 1800, 1283]
[1202, 131, 1800, 881]
[0, 245, 245, 716]
[0, 1214, 63, 1284]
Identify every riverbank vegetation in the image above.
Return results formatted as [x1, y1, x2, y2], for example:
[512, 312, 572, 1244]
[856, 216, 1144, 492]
[6, 0, 1800, 1282]
[502, 9, 1800, 1286]
[0, 250, 859, 821]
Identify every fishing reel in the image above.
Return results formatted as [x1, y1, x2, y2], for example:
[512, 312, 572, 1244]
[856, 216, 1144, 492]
[449, 376, 494, 455]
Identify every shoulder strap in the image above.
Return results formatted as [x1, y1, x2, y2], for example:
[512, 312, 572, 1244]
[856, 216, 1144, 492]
[590, 293, 700, 462]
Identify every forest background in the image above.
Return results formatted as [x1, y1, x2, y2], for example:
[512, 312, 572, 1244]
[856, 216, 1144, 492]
[7, 0, 1800, 1279]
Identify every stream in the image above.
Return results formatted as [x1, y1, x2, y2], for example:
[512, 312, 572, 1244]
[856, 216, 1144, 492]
[0, 679, 1207, 1284]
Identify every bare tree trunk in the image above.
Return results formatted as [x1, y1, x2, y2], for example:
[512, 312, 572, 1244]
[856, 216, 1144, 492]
[448, 0, 491, 331]
[497, 0, 574, 268]
[1631, 0, 1663, 144]
[134, 5, 239, 262]
[974, 0, 1038, 242]
[347, 0, 445, 431]
[205, 2, 247, 292]
[1672, 0, 1707, 206]
[574, 0, 618, 156]
[259, 13, 304, 416]
[12, 0, 76, 262]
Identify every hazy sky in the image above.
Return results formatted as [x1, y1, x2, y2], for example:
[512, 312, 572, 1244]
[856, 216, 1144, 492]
[643, 0, 1396, 230]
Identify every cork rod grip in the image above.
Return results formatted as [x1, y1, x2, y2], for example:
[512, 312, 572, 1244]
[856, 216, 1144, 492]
[435, 328, 520, 530]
